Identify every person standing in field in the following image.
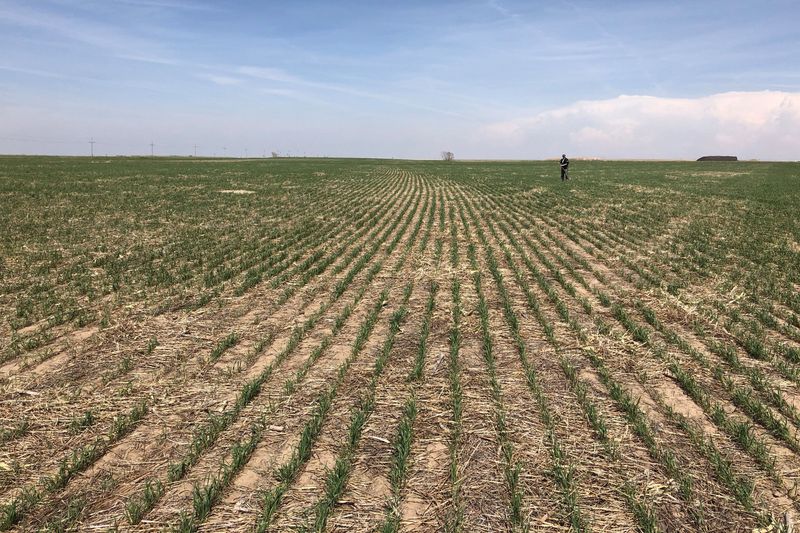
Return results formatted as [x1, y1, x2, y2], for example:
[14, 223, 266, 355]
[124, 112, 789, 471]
[559, 154, 570, 181]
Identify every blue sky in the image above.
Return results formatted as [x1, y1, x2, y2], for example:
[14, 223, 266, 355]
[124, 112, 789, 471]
[1, 0, 799, 159]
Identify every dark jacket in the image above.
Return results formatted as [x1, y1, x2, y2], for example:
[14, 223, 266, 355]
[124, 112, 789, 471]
[560, 156, 569, 169]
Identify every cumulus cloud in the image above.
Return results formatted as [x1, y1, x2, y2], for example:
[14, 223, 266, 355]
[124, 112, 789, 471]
[482, 91, 800, 160]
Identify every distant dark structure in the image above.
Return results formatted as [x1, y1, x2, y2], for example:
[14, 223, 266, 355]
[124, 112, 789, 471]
[697, 155, 738, 161]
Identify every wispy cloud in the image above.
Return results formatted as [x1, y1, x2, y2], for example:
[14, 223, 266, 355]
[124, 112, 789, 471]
[486, 0, 519, 19]
[234, 64, 466, 118]
[236, 66, 302, 84]
[198, 74, 243, 86]
[0, 1, 176, 64]
[0, 64, 73, 80]
[259, 88, 331, 107]
[110, 0, 219, 11]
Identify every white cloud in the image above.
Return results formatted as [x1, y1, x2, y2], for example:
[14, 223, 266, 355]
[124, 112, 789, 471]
[482, 91, 800, 160]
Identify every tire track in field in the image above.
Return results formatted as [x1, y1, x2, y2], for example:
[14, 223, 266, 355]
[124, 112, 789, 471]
[385, 193, 462, 532]
[396, 284, 452, 531]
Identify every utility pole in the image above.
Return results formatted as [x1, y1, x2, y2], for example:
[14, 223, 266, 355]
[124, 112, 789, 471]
[223, 147, 227, 157]
[150, 141, 154, 157]
[193, 144, 197, 157]
[244, 148, 248, 158]
[89, 138, 95, 158]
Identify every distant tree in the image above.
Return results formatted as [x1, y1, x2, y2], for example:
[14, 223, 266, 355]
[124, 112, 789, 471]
[271, 151, 279, 158]
[441, 151, 454, 161]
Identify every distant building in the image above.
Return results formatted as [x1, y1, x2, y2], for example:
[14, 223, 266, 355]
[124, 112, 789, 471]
[697, 155, 738, 161]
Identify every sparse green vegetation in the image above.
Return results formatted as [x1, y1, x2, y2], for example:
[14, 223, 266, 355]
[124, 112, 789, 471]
[0, 157, 797, 532]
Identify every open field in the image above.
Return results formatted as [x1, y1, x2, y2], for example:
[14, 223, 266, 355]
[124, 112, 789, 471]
[1, 156, 799, 532]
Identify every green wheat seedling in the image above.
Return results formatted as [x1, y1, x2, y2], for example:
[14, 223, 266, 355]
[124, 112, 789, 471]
[153, 193, 418, 520]
[45, 444, 103, 493]
[40, 497, 85, 532]
[488, 216, 617, 457]
[243, 178, 407, 303]
[380, 394, 418, 532]
[449, 206, 459, 269]
[186, 426, 261, 528]
[637, 299, 800, 449]
[408, 281, 439, 381]
[153, 193, 422, 527]
[0, 488, 38, 531]
[109, 401, 148, 441]
[389, 396, 417, 492]
[124, 478, 164, 524]
[464, 230, 532, 532]
[622, 482, 659, 533]
[615, 313, 778, 493]
[599, 289, 788, 477]
[445, 277, 465, 533]
[520, 229, 764, 524]
[308, 285, 412, 531]
[209, 332, 238, 362]
[69, 410, 95, 434]
[254, 291, 388, 532]
[483, 197, 700, 525]
[666, 404, 755, 511]
[3, 155, 798, 532]
[461, 199, 588, 532]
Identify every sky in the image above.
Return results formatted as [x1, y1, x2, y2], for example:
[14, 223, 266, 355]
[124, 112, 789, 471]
[1, 0, 799, 160]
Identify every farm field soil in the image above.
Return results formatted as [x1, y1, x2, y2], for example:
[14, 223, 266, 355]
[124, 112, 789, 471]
[1, 156, 799, 532]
